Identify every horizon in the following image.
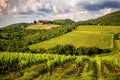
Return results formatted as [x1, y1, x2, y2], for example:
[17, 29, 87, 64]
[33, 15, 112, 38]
[0, 0, 120, 28]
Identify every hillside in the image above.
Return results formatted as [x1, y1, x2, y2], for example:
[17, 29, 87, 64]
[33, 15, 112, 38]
[0, 23, 30, 29]
[0, 23, 76, 52]
[53, 19, 75, 25]
[77, 10, 120, 26]
[29, 26, 120, 50]
[0, 52, 120, 80]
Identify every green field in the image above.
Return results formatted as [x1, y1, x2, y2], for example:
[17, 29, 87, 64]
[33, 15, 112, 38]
[29, 26, 120, 49]
[0, 52, 120, 80]
[76, 26, 120, 34]
[26, 24, 59, 29]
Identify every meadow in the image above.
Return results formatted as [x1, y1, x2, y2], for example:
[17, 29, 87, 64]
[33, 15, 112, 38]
[0, 52, 120, 80]
[26, 24, 59, 29]
[29, 26, 120, 49]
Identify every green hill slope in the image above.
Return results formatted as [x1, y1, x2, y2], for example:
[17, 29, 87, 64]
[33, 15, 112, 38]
[0, 23, 76, 52]
[53, 19, 75, 25]
[0, 23, 30, 29]
[29, 26, 120, 50]
[77, 10, 120, 26]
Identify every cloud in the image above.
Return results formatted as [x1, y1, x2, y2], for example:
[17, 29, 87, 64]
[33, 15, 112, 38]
[5, 0, 82, 15]
[51, 11, 88, 21]
[80, 1, 120, 11]
[0, 0, 120, 27]
[4, 0, 120, 16]
[0, 0, 8, 16]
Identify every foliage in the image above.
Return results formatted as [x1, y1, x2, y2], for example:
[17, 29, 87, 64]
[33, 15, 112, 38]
[0, 52, 120, 79]
[0, 23, 76, 52]
[49, 45, 111, 56]
[30, 44, 111, 56]
[114, 33, 120, 40]
[53, 19, 75, 25]
[0, 52, 75, 74]
[48, 45, 75, 55]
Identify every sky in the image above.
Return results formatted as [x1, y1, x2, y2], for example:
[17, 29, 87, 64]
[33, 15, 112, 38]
[0, 0, 120, 27]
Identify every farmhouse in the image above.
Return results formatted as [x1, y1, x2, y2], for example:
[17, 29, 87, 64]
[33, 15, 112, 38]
[37, 20, 52, 24]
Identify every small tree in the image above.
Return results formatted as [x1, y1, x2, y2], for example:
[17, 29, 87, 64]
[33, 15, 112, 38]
[34, 20, 37, 24]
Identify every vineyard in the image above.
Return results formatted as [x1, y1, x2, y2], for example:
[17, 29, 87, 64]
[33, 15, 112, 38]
[0, 52, 120, 80]
[0, 9, 120, 80]
[29, 26, 120, 49]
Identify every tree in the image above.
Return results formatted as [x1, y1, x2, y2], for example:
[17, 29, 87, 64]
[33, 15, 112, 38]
[34, 20, 37, 24]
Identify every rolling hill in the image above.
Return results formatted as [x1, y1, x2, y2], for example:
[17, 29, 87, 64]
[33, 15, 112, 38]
[77, 10, 120, 26]
[29, 26, 120, 50]
[53, 19, 75, 25]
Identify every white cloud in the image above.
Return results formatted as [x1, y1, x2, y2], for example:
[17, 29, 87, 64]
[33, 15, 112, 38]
[100, 8, 114, 15]
[0, 0, 120, 27]
[51, 10, 89, 21]
[0, 0, 8, 16]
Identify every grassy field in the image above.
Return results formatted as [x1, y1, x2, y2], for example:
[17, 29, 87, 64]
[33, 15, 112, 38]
[26, 24, 59, 29]
[0, 52, 120, 80]
[29, 26, 120, 49]
[76, 26, 120, 34]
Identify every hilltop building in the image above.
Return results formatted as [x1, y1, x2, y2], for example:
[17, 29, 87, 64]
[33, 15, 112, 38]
[36, 20, 52, 24]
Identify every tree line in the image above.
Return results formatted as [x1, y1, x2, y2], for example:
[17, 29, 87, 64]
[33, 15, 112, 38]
[30, 44, 111, 56]
[0, 23, 77, 52]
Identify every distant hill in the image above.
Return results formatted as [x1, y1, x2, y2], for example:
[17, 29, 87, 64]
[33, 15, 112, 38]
[0, 23, 30, 30]
[53, 19, 75, 25]
[77, 10, 120, 26]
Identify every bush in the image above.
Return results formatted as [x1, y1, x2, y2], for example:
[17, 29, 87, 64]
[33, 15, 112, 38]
[30, 48, 46, 54]
[47, 45, 111, 56]
[48, 45, 76, 55]
[75, 47, 106, 56]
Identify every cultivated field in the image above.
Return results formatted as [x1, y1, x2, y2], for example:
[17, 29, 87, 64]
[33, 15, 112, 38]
[0, 52, 120, 80]
[26, 24, 59, 29]
[29, 26, 120, 49]
[76, 26, 120, 34]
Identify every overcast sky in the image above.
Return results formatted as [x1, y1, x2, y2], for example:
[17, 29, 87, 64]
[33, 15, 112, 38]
[0, 0, 120, 27]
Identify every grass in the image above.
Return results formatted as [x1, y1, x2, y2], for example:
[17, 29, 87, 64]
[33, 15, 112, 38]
[76, 26, 120, 34]
[29, 26, 120, 49]
[26, 24, 59, 29]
